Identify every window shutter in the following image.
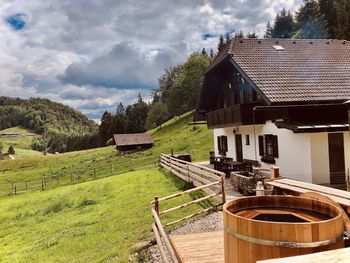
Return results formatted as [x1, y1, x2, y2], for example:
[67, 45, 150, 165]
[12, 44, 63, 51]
[273, 135, 279, 158]
[222, 136, 228, 152]
[217, 136, 222, 152]
[258, 136, 264, 156]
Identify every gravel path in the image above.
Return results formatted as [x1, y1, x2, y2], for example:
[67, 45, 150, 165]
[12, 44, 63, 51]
[148, 211, 223, 263]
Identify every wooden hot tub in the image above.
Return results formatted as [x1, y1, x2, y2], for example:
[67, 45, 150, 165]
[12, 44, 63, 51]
[223, 196, 344, 263]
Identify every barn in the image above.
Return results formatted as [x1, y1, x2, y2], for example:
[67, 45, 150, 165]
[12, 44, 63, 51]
[113, 133, 153, 155]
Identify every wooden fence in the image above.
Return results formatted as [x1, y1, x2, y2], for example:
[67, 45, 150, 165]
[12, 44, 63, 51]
[151, 178, 226, 263]
[0, 163, 120, 196]
[159, 153, 225, 190]
[153, 154, 226, 262]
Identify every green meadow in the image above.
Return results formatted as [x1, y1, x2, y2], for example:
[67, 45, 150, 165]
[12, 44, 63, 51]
[0, 112, 215, 262]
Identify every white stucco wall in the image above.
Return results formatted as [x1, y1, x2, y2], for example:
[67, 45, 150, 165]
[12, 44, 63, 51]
[310, 133, 330, 184]
[214, 122, 313, 182]
[343, 132, 350, 179]
[214, 124, 350, 184]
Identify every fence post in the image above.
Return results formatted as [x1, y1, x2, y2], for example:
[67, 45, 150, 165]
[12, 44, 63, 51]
[154, 196, 160, 216]
[41, 179, 44, 191]
[14, 185, 16, 195]
[271, 166, 280, 179]
[187, 164, 190, 182]
[25, 181, 28, 190]
[221, 174, 226, 204]
[94, 168, 96, 179]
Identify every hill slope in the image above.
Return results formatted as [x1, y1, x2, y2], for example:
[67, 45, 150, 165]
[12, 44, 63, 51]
[0, 96, 97, 134]
[0, 96, 99, 153]
[0, 126, 42, 157]
[0, 169, 212, 262]
[0, 112, 215, 262]
[0, 112, 213, 192]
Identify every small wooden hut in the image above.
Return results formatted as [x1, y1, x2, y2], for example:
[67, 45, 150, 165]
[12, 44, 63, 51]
[113, 133, 153, 155]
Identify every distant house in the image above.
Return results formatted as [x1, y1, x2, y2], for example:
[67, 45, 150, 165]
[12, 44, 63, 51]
[195, 38, 350, 185]
[0, 132, 21, 138]
[113, 133, 153, 155]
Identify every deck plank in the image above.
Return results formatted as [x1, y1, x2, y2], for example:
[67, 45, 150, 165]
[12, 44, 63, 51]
[170, 231, 224, 263]
[267, 180, 350, 207]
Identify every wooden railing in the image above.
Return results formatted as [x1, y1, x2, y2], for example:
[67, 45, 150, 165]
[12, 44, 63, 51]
[159, 154, 225, 193]
[151, 179, 226, 263]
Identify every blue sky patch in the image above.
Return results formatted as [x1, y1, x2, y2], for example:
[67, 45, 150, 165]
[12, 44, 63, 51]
[202, 33, 216, 40]
[202, 29, 236, 41]
[6, 13, 26, 30]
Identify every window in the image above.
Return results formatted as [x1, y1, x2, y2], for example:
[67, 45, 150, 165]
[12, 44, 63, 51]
[245, 134, 250, 145]
[217, 135, 228, 155]
[258, 134, 278, 164]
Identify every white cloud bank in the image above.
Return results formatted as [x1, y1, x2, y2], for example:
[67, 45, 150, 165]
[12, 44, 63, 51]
[0, 0, 302, 119]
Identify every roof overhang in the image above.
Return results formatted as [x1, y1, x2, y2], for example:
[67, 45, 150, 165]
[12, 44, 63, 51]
[275, 121, 349, 133]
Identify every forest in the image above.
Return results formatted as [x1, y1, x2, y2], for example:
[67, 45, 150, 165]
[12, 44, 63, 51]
[0, 97, 99, 153]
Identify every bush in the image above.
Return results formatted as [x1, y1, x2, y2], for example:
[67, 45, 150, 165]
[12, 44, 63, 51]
[8, 145, 15, 155]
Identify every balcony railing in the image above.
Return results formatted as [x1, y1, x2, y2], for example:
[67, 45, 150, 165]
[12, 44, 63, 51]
[206, 104, 256, 128]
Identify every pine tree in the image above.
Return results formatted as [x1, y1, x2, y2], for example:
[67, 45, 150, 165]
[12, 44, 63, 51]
[264, 21, 273, 38]
[218, 34, 225, 52]
[210, 48, 215, 58]
[272, 8, 295, 38]
[201, 48, 207, 56]
[116, 102, 125, 115]
[294, 0, 327, 39]
[246, 31, 258, 38]
[225, 32, 230, 43]
[234, 30, 244, 39]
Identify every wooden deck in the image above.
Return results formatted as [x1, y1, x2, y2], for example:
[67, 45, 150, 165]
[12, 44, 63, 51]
[169, 231, 224, 263]
[267, 178, 350, 212]
[257, 247, 350, 263]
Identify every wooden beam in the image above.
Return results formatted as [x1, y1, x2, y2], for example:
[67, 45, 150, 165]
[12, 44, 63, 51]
[164, 205, 220, 227]
[151, 181, 220, 204]
[159, 193, 219, 216]
[152, 223, 169, 263]
[151, 209, 177, 262]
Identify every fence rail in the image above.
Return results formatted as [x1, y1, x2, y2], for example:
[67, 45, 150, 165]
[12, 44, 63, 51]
[159, 154, 225, 193]
[153, 154, 227, 262]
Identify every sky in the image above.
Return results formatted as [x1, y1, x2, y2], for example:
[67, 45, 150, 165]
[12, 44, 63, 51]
[0, 0, 302, 120]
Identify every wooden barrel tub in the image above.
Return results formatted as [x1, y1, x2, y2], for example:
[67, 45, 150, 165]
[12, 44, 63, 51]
[223, 196, 344, 263]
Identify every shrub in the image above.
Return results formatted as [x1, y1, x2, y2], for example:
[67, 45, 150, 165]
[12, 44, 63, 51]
[8, 145, 15, 155]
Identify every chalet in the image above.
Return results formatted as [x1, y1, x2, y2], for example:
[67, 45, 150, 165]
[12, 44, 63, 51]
[195, 38, 350, 185]
[113, 133, 153, 155]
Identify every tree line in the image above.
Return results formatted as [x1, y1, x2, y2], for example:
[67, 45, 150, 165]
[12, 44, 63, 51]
[263, 0, 350, 40]
[98, 52, 212, 145]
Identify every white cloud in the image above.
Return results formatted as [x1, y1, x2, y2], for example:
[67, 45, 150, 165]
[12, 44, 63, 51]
[0, 0, 303, 119]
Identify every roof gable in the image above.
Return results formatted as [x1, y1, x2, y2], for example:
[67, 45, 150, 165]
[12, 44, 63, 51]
[113, 133, 153, 147]
[208, 38, 350, 103]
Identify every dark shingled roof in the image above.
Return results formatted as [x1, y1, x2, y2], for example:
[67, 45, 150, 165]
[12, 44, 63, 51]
[113, 133, 153, 147]
[207, 38, 350, 103]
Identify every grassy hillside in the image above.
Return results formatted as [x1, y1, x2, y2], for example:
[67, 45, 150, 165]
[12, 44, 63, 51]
[0, 112, 216, 261]
[0, 126, 42, 157]
[0, 168, 214, 262]
[0, 112, 213, 194]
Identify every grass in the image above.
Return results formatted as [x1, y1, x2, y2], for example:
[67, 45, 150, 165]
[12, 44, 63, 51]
[0, 112, 213, 194]
[0, 112, 216, 261]
[0, 168, 216, 262]
[0, 126, 42, 158]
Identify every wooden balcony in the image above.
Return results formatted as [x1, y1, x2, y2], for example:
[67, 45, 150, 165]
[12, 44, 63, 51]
[206, 104, 260, 129]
